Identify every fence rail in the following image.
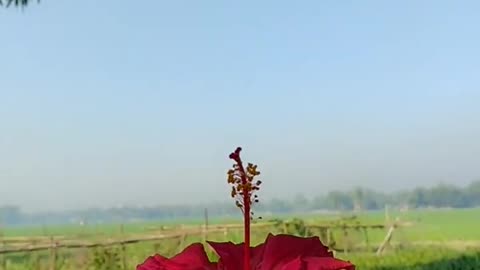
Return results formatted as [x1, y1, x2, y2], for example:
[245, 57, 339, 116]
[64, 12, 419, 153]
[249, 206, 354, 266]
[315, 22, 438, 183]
[0, 221, 409, 255]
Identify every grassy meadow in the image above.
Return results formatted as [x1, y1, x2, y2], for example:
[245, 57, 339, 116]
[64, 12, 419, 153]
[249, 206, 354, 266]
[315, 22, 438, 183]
[1, 207, 480, 269]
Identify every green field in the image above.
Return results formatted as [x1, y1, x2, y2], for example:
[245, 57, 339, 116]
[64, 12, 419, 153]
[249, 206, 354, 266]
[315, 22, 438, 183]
[1, 208, 480, 269]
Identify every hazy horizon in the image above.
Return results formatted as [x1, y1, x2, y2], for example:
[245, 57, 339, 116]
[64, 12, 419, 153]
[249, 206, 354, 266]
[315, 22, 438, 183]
[1, 1, 480, 212]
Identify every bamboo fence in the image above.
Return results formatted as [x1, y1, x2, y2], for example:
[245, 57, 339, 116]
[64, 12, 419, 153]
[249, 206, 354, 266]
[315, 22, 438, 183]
[0, 221, 407, 255]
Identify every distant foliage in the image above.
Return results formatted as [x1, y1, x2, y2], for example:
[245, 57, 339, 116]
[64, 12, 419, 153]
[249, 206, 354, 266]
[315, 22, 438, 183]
[1, 180, 480, 225]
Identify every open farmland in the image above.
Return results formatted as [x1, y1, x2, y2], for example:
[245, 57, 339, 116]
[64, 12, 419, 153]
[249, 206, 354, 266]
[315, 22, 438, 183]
[1, 207, 480, 269]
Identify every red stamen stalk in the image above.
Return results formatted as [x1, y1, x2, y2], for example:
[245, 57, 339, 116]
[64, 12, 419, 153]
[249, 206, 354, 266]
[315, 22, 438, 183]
[244, 202, 251, 270]
[228, 147, 261, 270]
[229, 147, 251, 270]
[239, 165, 251, 270]
[237, 158, 252, 270]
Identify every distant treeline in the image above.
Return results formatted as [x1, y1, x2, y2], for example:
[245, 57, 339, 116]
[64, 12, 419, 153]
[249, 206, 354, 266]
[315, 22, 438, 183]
[1, 180, 479, 226]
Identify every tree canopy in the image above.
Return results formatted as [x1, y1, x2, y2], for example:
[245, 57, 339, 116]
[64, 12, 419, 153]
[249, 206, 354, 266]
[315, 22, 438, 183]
[0, 0, 39, 7]
[1, 180, 480, 226]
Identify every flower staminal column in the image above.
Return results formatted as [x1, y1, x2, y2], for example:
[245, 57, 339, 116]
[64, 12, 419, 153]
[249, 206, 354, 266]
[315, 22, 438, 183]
[228, 147, 261, 270]
[136, 146, 356, 270]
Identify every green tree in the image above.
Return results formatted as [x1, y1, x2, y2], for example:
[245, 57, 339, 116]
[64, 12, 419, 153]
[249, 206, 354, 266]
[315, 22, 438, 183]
[292, 193, 309, 211]
[0, 205, 23, 225]
[0, 0, 39, 7]
[325, 191, 354, 211]
[352, 187, 364, 211]
[408, 187, 428, 207]
[466, 180, 480, 206]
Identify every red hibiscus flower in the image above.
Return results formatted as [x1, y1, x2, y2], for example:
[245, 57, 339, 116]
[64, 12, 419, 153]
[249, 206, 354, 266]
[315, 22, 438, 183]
[137, 243, 216, 270]
[137, 147, 355, 270]
[137, 233, 355, 270]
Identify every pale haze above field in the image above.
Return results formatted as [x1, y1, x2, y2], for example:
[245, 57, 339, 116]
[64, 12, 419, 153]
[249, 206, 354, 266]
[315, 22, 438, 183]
[1, 1, 479, 212]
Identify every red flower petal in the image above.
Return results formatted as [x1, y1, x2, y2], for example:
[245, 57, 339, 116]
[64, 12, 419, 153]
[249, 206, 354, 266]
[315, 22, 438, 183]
[259, 234, 333, 270]
[137, 235, 355, 270]
[207, 241, 265, 270]
[137, 254, 169, 270]
[301, 257, 355, 270]
[264, 256, 355, 270]
[275, 257, 303, 270]
[136, 243, 217, 270]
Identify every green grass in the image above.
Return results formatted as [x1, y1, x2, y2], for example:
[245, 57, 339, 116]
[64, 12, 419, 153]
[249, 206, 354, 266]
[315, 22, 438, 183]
[2, 217, 245, 237]
[4, 208, 479, 240]
[1, 208, 480, 269]
[340, 248, 480, 270]
[357, 208, 480, 241]
[299, 207, 480, 242]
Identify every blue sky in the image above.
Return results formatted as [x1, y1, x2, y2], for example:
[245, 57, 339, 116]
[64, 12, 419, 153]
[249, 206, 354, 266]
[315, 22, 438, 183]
[1, 1, 479, 211]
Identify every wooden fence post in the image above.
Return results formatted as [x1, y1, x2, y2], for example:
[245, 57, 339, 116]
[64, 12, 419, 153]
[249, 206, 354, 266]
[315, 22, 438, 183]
[376, 224, 395, 255]
[153, 242, 160, 253]
[31, 240, 40, 270]
[342, 227, 349, 255]
[282, 222, 288, 234]
[0, 225, 5, 270]
[326, 228, 331, 246]
[49, 237, 57, 270]
[0, 240, 5, 270]
[385, 204, 390, 224]
[202, 208, 209, 243]
[120, 224, 127, 270]
[363, 227, 370, 251]
[223, 227, 229, 240]
[178, 232, 187, 253]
